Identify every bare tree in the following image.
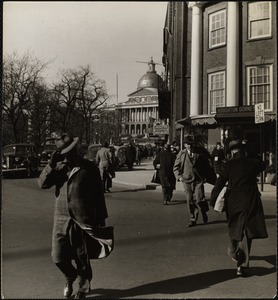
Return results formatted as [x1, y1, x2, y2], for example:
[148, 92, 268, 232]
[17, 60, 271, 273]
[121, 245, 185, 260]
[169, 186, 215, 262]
[51, 66, 108, 143]
[2, 52, 49, 144]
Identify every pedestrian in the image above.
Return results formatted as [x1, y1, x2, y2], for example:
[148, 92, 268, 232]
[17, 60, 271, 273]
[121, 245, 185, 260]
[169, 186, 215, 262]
[125, 142, 136, 170]
[106, 146, 116, 192]
[211, 142, 225, 176]
[153, 143, 176, 205]
[38, 133, 112, 299]
[210, 140, 268, 277]
[173, 136, 216, 227]
[96, 142, 113, 193]
[135, 144, 142, 165]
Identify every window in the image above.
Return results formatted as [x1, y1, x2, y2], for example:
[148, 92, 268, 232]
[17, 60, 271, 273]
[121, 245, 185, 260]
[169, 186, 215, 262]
[248, 2, 271, 39]
[209, 10, 226, 48]
[208, 71, 226, 114]
[247, 65, 273, 111]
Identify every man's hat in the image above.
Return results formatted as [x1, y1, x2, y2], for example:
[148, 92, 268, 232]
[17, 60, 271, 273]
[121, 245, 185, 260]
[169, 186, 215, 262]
[227, 140, 244, 152]
[54, 133, 79, 154]
[183, 136, 195, 144]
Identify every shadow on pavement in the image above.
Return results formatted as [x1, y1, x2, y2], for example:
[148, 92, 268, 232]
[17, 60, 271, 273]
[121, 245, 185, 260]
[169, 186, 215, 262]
[88, 266, 276, 299]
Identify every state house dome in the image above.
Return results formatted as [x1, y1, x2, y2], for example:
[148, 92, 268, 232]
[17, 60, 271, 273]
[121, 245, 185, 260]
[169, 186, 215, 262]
[137, 58, 163, 90]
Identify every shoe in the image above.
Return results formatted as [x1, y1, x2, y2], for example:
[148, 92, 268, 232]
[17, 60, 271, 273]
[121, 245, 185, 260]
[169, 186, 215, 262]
[64, 281, 74, 298]
[74, 291, 86, 299]
[236, 266, 247, 277]
[187, 221, 197, 228]
[106, 189, 111, 192]
[163, 201, 168, 205]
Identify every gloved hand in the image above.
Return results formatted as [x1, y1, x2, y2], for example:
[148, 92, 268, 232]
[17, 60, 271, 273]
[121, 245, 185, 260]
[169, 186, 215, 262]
[49, 149, 63, 169]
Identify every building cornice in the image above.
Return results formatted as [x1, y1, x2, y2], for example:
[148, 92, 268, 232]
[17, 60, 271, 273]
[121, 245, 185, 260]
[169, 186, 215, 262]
[188, 1, 209, 8]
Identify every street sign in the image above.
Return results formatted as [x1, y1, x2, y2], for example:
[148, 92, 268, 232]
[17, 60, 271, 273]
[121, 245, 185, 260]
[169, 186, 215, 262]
[255, 103, 265, 124]
[153, 124, 169, 135]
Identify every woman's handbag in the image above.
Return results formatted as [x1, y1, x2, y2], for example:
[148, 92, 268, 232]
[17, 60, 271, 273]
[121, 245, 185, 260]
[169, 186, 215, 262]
[214, 186, 229, 213]
[151, 170, 161, 184]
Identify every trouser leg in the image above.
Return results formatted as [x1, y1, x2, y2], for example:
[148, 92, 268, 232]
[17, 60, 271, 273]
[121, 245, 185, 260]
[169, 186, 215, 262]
[162, 187, 168, 202]
[195, 183, 208, 223]
[238, 230, 252, 268]
[56, 261, 77, 282]
[183, 183, 198, 222]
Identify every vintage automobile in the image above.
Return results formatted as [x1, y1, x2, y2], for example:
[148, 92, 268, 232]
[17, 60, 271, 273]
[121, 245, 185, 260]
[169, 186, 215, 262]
[39, 143, 57, 166]
[113, 145, 127, 169]
[2, 143, 39, 177]
[85, 144, 127, 170]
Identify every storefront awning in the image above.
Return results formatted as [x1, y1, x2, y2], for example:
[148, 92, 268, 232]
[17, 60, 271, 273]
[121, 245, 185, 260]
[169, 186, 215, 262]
[176, 114, 217, 128]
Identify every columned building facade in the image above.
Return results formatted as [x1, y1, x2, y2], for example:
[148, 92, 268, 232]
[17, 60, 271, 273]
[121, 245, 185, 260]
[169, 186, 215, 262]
[115, 58, 168, 144]
[163, 1, 276, 157]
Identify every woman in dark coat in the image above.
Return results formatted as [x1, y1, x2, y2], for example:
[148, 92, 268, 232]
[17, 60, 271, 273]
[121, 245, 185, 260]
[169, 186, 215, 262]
[210, 140, 268, 277]
[153, 144, 176, 205]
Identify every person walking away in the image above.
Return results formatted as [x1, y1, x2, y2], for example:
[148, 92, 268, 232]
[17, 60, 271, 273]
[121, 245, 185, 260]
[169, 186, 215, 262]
[126, 142, 136, 171]
[135, 145, 142, 166]
[210, 140, 268, 277]
[106, 146, 116, 192]
[96, 142, 112, 193]
[153, 144, 176, 205]
[173, 136, 216, 227]
[211, 142, 225, 176]
[38, 133, 112, 299]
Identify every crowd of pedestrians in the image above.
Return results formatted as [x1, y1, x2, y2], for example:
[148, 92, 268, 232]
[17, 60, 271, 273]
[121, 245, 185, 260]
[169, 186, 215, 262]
[37, 131, 271, 298]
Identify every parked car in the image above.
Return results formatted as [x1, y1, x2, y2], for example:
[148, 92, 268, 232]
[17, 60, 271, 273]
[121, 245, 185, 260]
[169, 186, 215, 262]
[2, 143, 39, 177]
[39, 143, 57, 167]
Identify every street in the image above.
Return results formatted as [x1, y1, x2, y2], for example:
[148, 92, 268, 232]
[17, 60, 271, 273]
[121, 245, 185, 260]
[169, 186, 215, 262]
[2, 175, 277, 299]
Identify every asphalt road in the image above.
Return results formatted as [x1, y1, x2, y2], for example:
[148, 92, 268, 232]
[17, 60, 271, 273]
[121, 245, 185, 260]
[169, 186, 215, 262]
[2, 175, 277, 299]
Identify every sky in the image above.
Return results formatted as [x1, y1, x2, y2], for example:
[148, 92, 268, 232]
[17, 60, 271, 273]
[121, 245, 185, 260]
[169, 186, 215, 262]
[3, 1, 168, 105]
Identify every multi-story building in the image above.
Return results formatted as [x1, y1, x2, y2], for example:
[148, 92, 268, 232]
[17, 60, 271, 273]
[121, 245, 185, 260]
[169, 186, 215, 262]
[163, 1, 276, 157]
[115, 58, 168, 144]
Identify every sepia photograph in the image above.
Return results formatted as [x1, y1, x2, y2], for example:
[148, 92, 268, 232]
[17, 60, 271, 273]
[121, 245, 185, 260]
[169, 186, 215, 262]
[2, 1, 277, 299]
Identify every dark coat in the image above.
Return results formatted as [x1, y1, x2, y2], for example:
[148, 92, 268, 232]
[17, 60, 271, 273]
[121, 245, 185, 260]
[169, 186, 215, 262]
[210, 151, 268, 241]
[153, 149, 176, 189]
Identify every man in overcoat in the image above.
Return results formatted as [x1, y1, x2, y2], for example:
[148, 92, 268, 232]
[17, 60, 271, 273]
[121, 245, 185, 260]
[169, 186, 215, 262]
[38, 133, 112, 299]
[173, 136, 216, 227]
[153, 143, 176, 205]
[210, 140, 268, 277]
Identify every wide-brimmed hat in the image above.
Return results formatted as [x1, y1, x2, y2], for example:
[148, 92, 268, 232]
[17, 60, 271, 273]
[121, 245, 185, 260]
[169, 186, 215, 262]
[54, 133, 79, 154]
[227, 140, 244, 152]
[183, 136, 195, 145]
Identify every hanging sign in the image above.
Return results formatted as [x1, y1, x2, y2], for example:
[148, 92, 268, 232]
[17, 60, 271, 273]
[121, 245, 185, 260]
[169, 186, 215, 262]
[255, 103, 265, 124]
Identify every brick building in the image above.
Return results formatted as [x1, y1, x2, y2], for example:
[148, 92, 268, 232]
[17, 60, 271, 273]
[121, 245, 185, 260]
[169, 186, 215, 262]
[163, 1, 276, 157]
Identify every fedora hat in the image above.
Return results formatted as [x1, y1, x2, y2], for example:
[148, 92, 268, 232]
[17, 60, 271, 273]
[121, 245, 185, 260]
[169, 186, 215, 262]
[227, 140, 244, 152]
[54, 133, 79, 154]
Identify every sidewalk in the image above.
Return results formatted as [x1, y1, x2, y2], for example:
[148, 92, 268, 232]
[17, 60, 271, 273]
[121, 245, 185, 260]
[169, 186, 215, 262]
[113, 158, 276, 197]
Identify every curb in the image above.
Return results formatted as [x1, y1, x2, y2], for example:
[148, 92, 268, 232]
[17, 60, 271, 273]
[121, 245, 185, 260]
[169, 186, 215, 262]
[113, 180, 159, 190]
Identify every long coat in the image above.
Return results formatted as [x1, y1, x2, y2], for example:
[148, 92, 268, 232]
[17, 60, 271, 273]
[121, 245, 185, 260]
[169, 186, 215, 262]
[38, 158, 109, 262]
[153, 149, 176, 189]
[210, 152, 268, 241]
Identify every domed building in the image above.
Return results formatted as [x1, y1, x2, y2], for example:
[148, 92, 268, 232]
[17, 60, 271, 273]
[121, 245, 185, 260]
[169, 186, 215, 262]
[115, 58, 168, 144]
